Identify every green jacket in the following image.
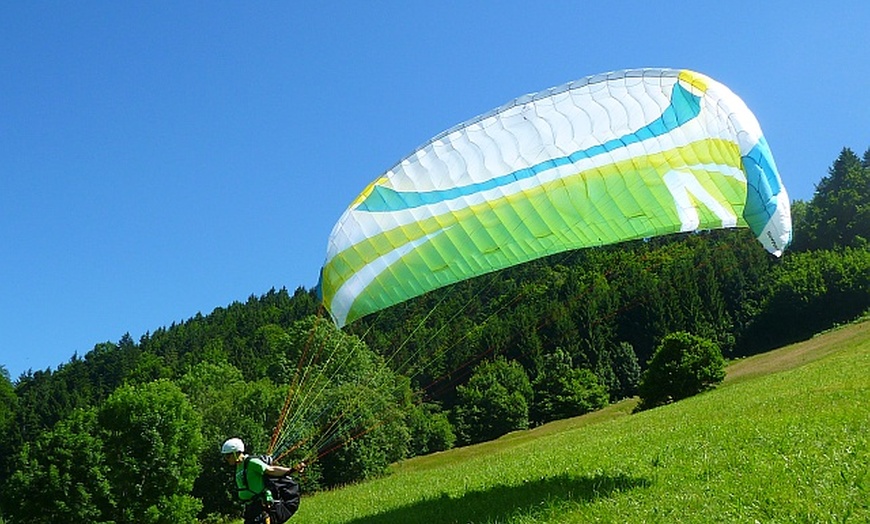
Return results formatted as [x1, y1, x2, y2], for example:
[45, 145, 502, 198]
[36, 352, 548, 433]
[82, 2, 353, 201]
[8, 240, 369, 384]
[235, 456, 273, 503]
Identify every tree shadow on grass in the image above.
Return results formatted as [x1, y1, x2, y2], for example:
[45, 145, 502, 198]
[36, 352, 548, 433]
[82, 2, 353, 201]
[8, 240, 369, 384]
[344, 472, 650, 524]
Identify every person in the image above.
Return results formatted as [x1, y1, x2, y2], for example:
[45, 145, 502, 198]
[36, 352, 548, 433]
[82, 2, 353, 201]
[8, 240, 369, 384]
[222, 437, 304, 524]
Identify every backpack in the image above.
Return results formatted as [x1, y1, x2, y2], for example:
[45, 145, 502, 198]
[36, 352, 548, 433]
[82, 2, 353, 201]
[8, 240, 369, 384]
[241, 455, 301, 524]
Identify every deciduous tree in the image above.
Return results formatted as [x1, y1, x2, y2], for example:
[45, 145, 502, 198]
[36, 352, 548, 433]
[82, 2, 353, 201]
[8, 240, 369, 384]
[98, 380, 203, 524]
[531, 349, 608, 424]
[452, 357, 532, 444]
[638, 332, 725, 410]
[2, 409, 113, 524]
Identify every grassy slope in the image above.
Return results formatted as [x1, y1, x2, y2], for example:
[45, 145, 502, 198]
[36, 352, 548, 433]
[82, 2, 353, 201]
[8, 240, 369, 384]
[287, 321, 870, 523]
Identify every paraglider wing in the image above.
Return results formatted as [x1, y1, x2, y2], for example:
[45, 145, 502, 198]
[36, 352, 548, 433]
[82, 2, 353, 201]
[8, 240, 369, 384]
[319, 68, 792, 327]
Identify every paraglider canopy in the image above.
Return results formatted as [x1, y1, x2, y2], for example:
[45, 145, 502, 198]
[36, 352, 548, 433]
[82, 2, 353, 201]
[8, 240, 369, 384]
[319, 68, 792, 328]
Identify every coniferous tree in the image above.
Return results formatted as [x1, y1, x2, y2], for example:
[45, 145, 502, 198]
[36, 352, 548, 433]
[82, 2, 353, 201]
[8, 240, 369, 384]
[607, 342, 642, 400]
[0, 366, 17, 485]
[794, 147, 870, 251]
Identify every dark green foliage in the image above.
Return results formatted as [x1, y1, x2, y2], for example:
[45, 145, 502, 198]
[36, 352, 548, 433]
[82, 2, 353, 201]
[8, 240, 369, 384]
[452, 357, 532, 445]
[2, 381, 203, 524]
[274, 317, 413, 490]
[531, 349, 608, 425]
[312, 380, 412, 489]
[792, 147, 870, 251]
[11, 337, 146, 447]
[741, 247, 870, 353]
[140, 287, 318, 379]
[177, 361, 285, 518]
[407, 403, 456, 456]
[124, 352, 174, 385]
[2, 409, 113, 524]
[608, 342, 642, 400]
[638, 332, 726, 410]
[98, 381, 203, 523]
[252, 324, 298, 383]
[0, 366, 16, 479]
[317, 418, 406, 489]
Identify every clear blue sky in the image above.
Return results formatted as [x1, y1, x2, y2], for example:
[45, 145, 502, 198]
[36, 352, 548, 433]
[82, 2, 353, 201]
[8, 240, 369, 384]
[2, 2, 868, 380]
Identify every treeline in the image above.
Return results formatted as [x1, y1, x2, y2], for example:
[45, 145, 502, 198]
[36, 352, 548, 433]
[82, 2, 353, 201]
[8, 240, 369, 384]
[1, 147, 868, 523]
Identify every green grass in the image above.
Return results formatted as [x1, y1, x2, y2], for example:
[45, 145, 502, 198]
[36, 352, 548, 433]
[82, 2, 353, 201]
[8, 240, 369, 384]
[273, 321, 870, 523]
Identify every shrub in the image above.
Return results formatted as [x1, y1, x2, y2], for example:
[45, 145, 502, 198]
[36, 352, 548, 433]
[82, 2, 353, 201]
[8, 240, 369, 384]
[452, 357, 532, 445]
[407, 403, 456, 456]
[638, 332, 725, 409]
[531, 349, 608, 425]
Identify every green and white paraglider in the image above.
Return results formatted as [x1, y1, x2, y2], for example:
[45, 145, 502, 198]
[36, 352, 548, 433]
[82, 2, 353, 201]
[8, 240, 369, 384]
[318, 68, 792, 328]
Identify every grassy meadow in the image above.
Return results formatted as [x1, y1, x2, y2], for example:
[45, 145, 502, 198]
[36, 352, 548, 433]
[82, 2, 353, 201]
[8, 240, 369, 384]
[270, 320, 869, 523]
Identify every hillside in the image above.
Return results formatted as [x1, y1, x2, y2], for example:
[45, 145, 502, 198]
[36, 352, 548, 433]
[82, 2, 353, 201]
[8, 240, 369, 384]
[289, 319, 869, 523]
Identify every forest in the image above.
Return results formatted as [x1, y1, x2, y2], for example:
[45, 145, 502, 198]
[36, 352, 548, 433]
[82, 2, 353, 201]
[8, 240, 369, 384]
[0, 147, 868, 523]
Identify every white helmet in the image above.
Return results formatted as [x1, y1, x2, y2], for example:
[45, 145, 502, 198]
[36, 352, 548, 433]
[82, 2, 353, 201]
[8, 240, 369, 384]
[221, 437, 245, 455]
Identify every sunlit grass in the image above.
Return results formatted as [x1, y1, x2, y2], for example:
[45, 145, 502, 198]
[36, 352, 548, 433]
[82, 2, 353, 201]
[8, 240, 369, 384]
[248, 321, 869, 523]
